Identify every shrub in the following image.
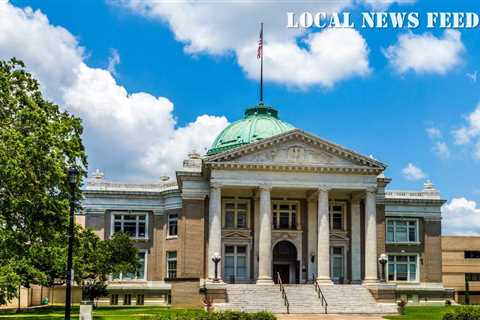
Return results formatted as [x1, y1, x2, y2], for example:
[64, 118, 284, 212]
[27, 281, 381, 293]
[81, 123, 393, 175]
[443, 306, 480, 320]
[149, 310, 276, 320]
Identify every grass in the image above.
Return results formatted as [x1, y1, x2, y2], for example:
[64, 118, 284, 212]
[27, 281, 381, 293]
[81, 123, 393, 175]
[383, 306, 457, 320]
[0, 306, 206, 320]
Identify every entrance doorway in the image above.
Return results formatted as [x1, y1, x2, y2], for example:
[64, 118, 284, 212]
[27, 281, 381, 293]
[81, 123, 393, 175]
[330, 246, 345, 284]
[273, 241, 298, 284]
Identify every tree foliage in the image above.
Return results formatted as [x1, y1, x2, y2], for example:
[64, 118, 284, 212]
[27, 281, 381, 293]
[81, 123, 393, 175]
[0, 58, 87, 304]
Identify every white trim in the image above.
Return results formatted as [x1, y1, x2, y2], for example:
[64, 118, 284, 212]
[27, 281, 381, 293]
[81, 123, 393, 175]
[110, 211, 149, 240]
[386, 253, 420, 283]
[166, 251, 177, 279]
[385, 218, 419, 244]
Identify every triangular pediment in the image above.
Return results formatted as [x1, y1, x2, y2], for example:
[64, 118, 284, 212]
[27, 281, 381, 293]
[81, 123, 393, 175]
[206, 129, 386, 174]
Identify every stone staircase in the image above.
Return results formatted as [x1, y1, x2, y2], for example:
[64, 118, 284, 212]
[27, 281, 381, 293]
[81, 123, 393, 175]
[215, 284, 397, 314]
[215, 284, 288, 313]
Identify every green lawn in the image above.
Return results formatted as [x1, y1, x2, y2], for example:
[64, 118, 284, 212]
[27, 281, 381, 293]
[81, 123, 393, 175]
[0, 306, 206, 320]
[383, 306, 457, 320]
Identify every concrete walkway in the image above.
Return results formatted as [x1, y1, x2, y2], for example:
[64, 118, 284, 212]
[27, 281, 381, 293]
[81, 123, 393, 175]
[276, 315, 386, 320]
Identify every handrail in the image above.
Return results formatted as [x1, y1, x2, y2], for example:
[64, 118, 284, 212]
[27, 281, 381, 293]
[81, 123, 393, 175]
[276, 272, 290, 314]
[312, 273, 328, 314]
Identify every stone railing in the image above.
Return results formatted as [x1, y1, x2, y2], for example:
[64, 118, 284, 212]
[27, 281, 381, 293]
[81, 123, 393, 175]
[84, 180, 178, 193]
[385, 190, 441, 200]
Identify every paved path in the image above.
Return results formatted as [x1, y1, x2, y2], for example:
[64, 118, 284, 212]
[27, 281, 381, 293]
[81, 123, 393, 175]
[276, 314, 386, 320]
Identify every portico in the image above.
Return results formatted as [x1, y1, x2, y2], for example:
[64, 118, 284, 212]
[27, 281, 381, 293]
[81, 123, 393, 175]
[204, 127, 386, 285]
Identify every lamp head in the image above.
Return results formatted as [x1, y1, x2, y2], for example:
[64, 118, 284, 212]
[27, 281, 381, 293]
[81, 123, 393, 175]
[68, 167, 79, 186]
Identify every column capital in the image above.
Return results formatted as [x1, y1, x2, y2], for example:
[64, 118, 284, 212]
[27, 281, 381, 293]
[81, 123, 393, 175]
[318, 185, 331, 193]
[210, 181, 222, 190]
[365, 186, 377, 194]
[258, 183, 272, 191]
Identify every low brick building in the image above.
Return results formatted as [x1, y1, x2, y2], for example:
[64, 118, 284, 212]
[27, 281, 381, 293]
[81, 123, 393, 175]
[443, 236, 480, 303]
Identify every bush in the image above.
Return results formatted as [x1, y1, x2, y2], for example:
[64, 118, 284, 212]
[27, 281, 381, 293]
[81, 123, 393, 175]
[443, 306, 480, 320]
[149, 310, 276, 320]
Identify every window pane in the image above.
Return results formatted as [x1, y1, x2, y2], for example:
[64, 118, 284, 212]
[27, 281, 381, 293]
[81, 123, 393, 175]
[291, 212, 296, 229]
[332, 213, 342, 230]
[225, 246, 234, 254]
[273, 213, 278, 229]
[123, 221, 137, 237]
[237, 256, 247, 278]
[396, 222, 408, 242]
[114, 221, 122, 233]
[138, 215, 146, 221]
[136, 253, 145, 279]
[123, 215, 136, 221]
[409, 256, 416, 262]
[386, 225, 394, 242]
[409, 264, 416, 281]
[138, 222, 146, 238]
[237, 203, 248, 210]
[397, 264, 408, 281]
[279, 212, 289, 229]
[225, 203, 234, 210]
[397, 256, 408, 262]
[388, 264, 395, 281]
[408, 227, 416, 242]
[225, 211, 235, 228]
[237, 211, 247, 228]
[236, 246, 247, 254]
[224, 256, 235, 279]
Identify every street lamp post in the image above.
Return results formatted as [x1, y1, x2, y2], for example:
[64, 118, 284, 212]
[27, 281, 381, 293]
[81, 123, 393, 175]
[65, 167, 78, 320]
[211, 253, 222, 282]
[378, 253, 388, 283]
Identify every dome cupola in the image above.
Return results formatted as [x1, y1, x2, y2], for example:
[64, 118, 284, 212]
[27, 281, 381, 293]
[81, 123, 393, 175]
[207, 103, 294, 155]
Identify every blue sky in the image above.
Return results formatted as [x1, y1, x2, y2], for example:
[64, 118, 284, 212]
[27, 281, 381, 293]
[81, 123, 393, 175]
[2, 0, 480, 232]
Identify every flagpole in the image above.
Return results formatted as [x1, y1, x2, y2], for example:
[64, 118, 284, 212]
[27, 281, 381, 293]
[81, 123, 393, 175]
[260, 22, 263, 104]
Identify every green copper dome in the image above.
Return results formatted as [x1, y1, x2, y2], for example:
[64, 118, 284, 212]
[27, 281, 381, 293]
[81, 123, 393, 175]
[207, 103, 295, 155]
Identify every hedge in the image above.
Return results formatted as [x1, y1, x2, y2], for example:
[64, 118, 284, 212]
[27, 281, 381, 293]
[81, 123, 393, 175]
[150, 310, 276, 320]
[443, 306, 480, 320]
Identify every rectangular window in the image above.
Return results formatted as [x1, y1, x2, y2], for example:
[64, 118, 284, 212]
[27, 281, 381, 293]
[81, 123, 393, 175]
[112, 212, 148, 239]
[123, 294, 131, 305]
[168, 213, 178, 237]
[272, 201, 299, 230]
[110, 294, 119, 305]
[112, 252, 146, 281]
[223, 200, 250, 229]
[167, 251, 177, 279]
[224, 245, 248, 282]
[387, 255, 418, 282]
[329, 203, 345, 231]
[466, 273, 480, 281]
[136, 294, 144, 305]
[465, 251, 480, 259]
[386, 219, 418, 243]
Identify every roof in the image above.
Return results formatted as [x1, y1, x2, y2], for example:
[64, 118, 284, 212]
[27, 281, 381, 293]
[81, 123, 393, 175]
[207, 103, 295, 155]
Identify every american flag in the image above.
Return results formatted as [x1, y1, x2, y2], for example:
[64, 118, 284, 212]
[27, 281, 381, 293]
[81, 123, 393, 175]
[257, 23, 263, 60]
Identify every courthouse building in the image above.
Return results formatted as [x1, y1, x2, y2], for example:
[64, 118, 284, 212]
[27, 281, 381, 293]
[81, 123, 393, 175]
[83, 103, 451, 309]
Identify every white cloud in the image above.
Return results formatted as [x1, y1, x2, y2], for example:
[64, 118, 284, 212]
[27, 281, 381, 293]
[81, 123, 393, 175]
[0, 1, 228, 180]
[443, 198, 480, 235]
[433, 141, 450, 159]
[402, 163, 426, 181]
[453, 104, 480, 159]
[360, 0, 416, 10]
[119, 0, 371, 88]
[107, 48, 121, 76]
[384, 30, 464, 75]
[426, 127, 442, 139]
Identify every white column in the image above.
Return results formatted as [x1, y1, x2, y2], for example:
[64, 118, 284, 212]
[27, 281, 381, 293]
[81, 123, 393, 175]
[257, 185, 273, 285]
[253, 194, 260, 280]
[351, 197, 361, 283]
[363, 188, 378, 284]
[307, 197, 317, 281]
[317, 187, 333, 284]
[208, 183, 222, 282]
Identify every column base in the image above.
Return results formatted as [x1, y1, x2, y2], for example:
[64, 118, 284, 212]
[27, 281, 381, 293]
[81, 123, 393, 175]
[316, 277, 333, 285]
[256, 277, 274, 285]
[362, 278, 379, 285]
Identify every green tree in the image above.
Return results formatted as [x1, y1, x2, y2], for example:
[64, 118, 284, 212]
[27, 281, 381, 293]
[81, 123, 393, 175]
[73, 229, 139, 305]
[0, 58, 87, 304]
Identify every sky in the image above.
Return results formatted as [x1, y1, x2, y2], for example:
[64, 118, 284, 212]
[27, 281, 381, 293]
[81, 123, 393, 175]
[1, 0, 480, 234]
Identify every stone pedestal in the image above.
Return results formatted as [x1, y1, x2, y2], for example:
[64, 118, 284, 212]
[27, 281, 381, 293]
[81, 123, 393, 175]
[80, 301, 93, 320]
